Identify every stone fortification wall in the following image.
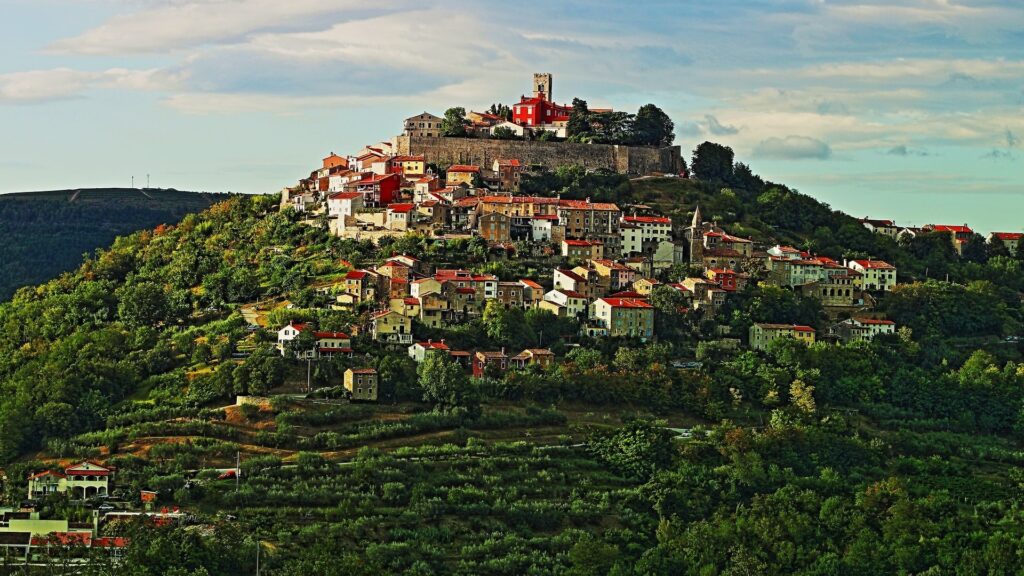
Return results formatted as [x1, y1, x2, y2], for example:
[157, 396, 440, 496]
[394, 136, 681, 175]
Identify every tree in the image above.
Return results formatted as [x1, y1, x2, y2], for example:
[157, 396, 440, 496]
[960, 233, 989, 264]
[567, 98, 592, 139]
[419, 353, 476, 412]
[691, 142, 735, 182]
[633, 104, 675, 147]
[588, 419, 675, 480]
[117, 282, 169, 327]
[1015, 238, 1024, 263]
[490, 126, 520, 140]
[440, 107, 470, 137]
[649, 285, 690, 341]
[487, 103, 512, 120]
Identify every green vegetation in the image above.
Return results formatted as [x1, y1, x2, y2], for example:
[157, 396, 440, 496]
[0, 145, 1022, 573]
[0, 188, 227, 299]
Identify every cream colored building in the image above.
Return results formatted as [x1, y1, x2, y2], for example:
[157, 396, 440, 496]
[749, 323, 816, 351]
[344, 368, 379, 401]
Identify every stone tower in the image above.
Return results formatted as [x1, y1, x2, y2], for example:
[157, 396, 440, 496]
[688, 204, 704, 265]
[533, 73, 553, 101]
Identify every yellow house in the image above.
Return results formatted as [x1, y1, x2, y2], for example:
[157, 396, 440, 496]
[27, 462, 112, 500]
[446, 165, 480, 186]
[846, 259, 897, 291]
[632, 278, 662, 296]
[749, 323, 816, 351]
[371, 309, 413, 344]
[393, 155, 426, 176]
[344, 368, 379, 401]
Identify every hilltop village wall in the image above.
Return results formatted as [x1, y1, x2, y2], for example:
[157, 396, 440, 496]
[394, 135, 682, 176]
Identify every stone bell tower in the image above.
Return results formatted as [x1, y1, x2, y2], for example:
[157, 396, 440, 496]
[533, 73, 553, 101]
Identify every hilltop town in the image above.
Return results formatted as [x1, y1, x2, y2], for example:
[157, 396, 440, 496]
[0, 77, 1023, 573]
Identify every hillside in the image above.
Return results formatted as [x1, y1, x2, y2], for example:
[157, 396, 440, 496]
[0, 188, 229, 300]
[0, 157, 1023, 574]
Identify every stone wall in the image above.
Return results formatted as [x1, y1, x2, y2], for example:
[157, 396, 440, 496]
[394, 135, 681, 176]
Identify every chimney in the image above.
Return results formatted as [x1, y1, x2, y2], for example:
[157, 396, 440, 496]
[501, 347, 506, 355]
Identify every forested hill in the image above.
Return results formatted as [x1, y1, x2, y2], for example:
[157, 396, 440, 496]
[0, 188, 229, 300]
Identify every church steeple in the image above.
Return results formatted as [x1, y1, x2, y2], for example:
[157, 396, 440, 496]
[688, 204, 704, 265]
[691, 204, 702, 229]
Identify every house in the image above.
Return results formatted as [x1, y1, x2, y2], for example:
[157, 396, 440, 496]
[446, 165, 481, 187]
[411, 277, 442, 299]
[749, 323, 816, 351]
[351, 173, 400, 207]
[390, 296, 420, 318]
[927, 224, 974, 254]
[562, 239, 604, 261]
[589, 298, 655, 340]
[510, 348, 555, 370]
[860, 218, 899, 238]
[391, 154, 426, 176]
[473, 350, 509, 378]
[404, 112, 444, 138]
[492, 158, 524, 191]
[341, 269, 378, 306]
[830, 318, 896, 343]
[417, 291, 451, 328]
[327, 191, 364, 225]
[344, 368, 379, 402]
[702, 231, 754, 258]
[322, 152, 347, 170]
[632, 278, 661, 296]
[531, 214, 559, 242]
[519, 279, 544, 308]
[989, 232, 1022, 254]
[846, 259, 897, 291]
[553, 268, 591, 297]
[276, 322, 352, 358]
[497, 281, 526, 308]
[408, 340, 450, 363]
[511, 73, 573, 135]
[621, 215, 672, 255]
[705, 268, 740, 292]
[27, 462, 113, 500]
[589, 259, 636, 291]
[479, 212, 512, 243]
[371, 310, 413, 345]
[385, 203, 416, 231]
[542, 289, 588, 319]
[557, 199, 622, 257]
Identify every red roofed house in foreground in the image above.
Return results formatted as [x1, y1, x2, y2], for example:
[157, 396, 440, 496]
[276, 321, 353, 359]
[27, 462, 113, 500]
[830, 317, 897, 343]
[589, 297, 655, 340]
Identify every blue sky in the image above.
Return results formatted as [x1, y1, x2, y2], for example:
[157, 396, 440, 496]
[1, 0, 1021, 233]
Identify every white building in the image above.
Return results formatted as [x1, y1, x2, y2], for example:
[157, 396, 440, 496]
[620, 215, 672, 255]
[846, 259, 897, 291]
[830, 318, 897, 343]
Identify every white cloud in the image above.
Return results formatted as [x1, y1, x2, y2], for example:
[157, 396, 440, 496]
[0, 68, 185, 103]
[46, 0, 396, 55]
[754, 136, 832, 160]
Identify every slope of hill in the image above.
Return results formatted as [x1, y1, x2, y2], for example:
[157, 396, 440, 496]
[0, 188, 229, 300]
[0, 155, 1022, 573]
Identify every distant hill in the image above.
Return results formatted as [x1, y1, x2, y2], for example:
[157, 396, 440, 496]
[0, 188, 229, 300]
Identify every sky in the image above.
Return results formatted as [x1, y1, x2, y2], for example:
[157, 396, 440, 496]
[0, 0, 1022, 233]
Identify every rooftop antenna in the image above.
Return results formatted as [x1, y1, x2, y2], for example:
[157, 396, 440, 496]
[131, 176, 134, 189]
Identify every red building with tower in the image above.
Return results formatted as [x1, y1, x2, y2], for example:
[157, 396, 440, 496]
[512, 73, 573, 127]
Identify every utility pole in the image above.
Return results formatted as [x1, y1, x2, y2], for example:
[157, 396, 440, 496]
[255, 539, 260, 576]
[131, 175, 134, 189]
[235, 451, 240, 492]
[307, 359, 312, 393]
[147, 174, 150, 189]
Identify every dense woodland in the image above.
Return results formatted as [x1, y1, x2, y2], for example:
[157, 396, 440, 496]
[1, 146, 1023, 574]
[0, 188, 227, 300]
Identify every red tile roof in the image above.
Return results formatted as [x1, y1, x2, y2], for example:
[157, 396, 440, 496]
[329, 192, 361, 200]
[931, 224, 973, 234]
[853, 318, 895, 325]
[624, 215, 671, 225]
[559, 199, 620, 211]
[387, 203, 415, 213]
[993, 232, 1022, 241]
[346, 270, 369, 280]
[849, 259, 896, 270]
[314, 331, 349, 339]
[447, 164, 481, 173]
[598, 298, 653, 309]
[415, 341, 450, 351]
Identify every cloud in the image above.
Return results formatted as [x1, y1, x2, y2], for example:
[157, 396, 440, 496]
[0, 68, 185, 103]
[1007, 129, 1020, 148]
[754, 136, 832, 160]
[46, 1, 404, 55]
[887, 145, 930, 157]
[704, 115, 738, 135]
